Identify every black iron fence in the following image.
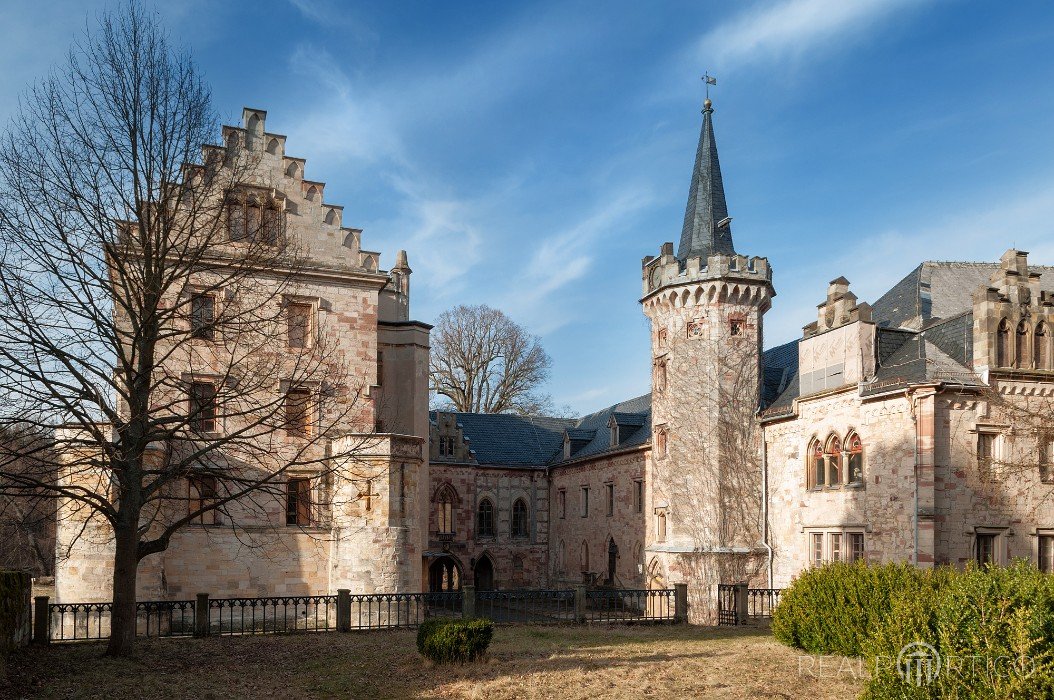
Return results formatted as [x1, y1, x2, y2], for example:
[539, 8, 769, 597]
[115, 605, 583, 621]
[37, 584, 684, 643]
[717, 584, 782, 626]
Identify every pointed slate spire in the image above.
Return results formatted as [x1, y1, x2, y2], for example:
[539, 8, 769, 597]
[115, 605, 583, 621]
[677, 98, 735, 261]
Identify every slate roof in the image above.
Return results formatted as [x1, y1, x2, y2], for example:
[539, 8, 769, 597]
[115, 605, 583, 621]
[431, 412, 574, 467]
[555, 394, 652, 464]
[678, 101, 735, 262]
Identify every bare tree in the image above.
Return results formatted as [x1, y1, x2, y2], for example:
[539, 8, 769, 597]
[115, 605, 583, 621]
[0, 6, 376, 656]
[0, 427, 56, 577]
[429, 304, 553, 414]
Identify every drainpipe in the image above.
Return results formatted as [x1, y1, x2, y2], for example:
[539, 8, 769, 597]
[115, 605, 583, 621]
[908, 389, 919, 567]
[760, 421, 774, 588]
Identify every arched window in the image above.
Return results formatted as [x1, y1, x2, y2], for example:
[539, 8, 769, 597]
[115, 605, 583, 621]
[656, 510, 667, 542]
[809, 439, 825, 489]
[656, 428, 668, 457]
[846, 432, 864, 485]
[1036, 322, 1049, 370]
[437, 485, 455, 535]
[476, 498, 494, 537]
[285, 161, 299, 178]
[266, 137, 280, 154]
[306, 185, 319, 202]
[581, 541, 589, 572]
[1016, 320, 1030, 369]
[511, 498, 529, 538]
[997, 319, 1011, 367]
[825, 435, 842, 486]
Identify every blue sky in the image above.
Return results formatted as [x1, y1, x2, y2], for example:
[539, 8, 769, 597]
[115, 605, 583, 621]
[4, 0, 1054, 415]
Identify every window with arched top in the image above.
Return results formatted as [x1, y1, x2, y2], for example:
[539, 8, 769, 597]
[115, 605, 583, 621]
[266, 138, 280, 155]
[656, 511, 667, 542]
[1036, 322, 1049, 370]
[825, 435, 842, 486]
[996, 319, 1011, 367]
[476, 498, 494, 537]
[306, 185, 318, 202]
[809, 439, 825, 488]
[511, 498, 529, 538]
[285, 161, 299, 178]
[656, 427, 668, 457]
[437, 485, 456, 535]
[846, 432, 864, 485]
[1016, 320, 1030, 369]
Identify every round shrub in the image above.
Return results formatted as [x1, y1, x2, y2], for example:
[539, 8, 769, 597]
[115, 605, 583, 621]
[416, 618, 494, 664]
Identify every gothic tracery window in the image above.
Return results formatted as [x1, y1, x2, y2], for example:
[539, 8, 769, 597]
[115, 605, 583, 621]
[825, 435, 843, 486]
[809, 439, 825, 488]
[477, 498, 495, 537]
[437, 485, 455, 534]
[846, 432, 864, 485]
[511, 498, 529, 538]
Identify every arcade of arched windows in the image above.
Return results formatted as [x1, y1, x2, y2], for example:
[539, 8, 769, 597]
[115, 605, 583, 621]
[807, 431, 865, 490]
[995, 317, 1053, 370]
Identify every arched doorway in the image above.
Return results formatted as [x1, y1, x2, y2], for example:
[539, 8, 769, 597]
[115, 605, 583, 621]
[606, 538, 618, 585]
[473, 554, 495, 590]
[428, 556, 462, 592]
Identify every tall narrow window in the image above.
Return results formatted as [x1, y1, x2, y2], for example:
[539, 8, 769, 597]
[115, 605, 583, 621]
[189, 476, 218, 525]
[247, 203, 262, 243]
[285, 388, 312, 437]
[1040, 535, 1054, 574]
[976, 533, 996, 566]
[825, 435, 842, 486]
[1036, 322, 1050, 370]
[189, 382, 217, 433]
[190, 293, 215, 341]
[634, 479, 643, 514]
[829, 532, 842, 562]
[511, 498, 529, 538]
[477, 498, 495, 537]
[228, 202, 246, 241]
[558, 489, 566, 519]
[1017, 320, 1030, 369]
[977, 432, 996, 479]
[437, 486, 455, 534]
[261, 207, 280, 245]
[996, 319, 1011, 367]
[810, 440, 825, 489]
[811, 533, 824, 566]
[849, 533, 865, 562]
[287, 303, 313, 349]
[656, 511, 667, 542]
[286, 477, 311, 526]
[656, 428, 668, 457]
[580, 487, 589, 517]
[581, 541, 589, 572]
[846, 433, 864, 485]
[1041, 437, 1054, 483]
[605, 483, 614, 517]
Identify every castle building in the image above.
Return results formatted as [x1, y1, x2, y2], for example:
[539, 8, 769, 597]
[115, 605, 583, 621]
[55, 102, 1054, 624]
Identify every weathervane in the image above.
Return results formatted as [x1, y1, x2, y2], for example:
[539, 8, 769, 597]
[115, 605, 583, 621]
[703, 72, 717, 100]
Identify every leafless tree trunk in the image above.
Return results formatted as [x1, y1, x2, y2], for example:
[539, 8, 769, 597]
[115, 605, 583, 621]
[0, 5, 375, 656]
[429, 304, 553, 414]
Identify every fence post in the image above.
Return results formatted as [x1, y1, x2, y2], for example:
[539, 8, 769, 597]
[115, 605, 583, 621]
[337, 589, 351, 632]
[573, 585, 586, 624]
[462, 585, 475, 619]
[33, 596, 49, 645]
[194, 593, 210, 638]
[673, 583, 688, 623]
[734, 583, 748, 626]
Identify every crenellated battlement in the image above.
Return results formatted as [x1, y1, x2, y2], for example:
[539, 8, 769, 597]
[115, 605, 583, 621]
[641, 240, 773, 303]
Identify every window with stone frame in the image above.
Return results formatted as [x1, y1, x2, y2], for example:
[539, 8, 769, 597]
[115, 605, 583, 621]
[848, 532, 865, 563]
[656, 427, 668, 457]
[1039, 534, 1054, 574]
[1036, 322, 1050, 370]
[808, 435, 843, 488]
[825, 435, 843, 486]
[284, 388, 313, 437]
[1040, 436, 1054, 484]
[190, 293, 216, 341]
[287, 302, 314, 349]
[996, 318, 1011, 367]
[189, 381, 217, 433]
[811, 533, 824, 567]
[286, 477, 312, 526]
[846, 432, 864, 485]
[580, 486, 589, 517]
[437, 485, 455, 534]
[729, 317, 744, 337]
[227, 201, 247, 242]
[511, 498, 529, 538]
[977, 431, 1000, 481]
[808, 439, 825, 489]
[438, 436, 455, 459]
[476, 498, 495, 537]
[976, 532, 997, 566]
[656, 510, 667, 542]
[188, 475, 219, 525]
[1016, 320, 1031, 369]
[558, 488, 566, 519]
[633, 479, 643, 514]
[829, 532, 843, 562]
[605, 483, 614, 517]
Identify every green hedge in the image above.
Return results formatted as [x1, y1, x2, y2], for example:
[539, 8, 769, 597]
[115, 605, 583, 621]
[773, 561, 1054, 698]
[416, 618, 493, 664]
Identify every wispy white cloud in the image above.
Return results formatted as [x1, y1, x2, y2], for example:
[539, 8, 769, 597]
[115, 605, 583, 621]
[698, 0, 927, 68]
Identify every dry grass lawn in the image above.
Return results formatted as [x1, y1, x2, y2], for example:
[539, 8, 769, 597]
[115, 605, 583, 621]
[3, 624, 866, 699]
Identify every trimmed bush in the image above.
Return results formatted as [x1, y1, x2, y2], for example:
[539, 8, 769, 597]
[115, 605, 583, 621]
[772, 561, 935, 657]
[416, 618, 493, 664]
[773, 560, 1054, 698]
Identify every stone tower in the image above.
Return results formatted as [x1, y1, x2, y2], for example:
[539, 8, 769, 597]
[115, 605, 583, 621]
[640, 98, 775, 621]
